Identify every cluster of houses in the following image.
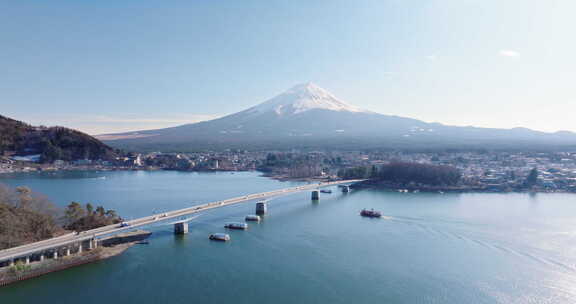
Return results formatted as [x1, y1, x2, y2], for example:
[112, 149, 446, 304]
[350, 151, 576, 192]
[2, 149, 576, 192]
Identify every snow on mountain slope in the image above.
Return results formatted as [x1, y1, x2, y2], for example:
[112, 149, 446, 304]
[245, 83, 369, 116]
[100, 82, 576, 151]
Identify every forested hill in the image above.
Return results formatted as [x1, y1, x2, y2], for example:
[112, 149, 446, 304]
[0, 115, 117, 163]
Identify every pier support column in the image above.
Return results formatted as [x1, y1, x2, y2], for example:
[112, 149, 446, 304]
[78, 244, 83, 254]
[311, 190, 320, 200]
[66, 248, 71, 256]
[256, 201, 267, 215]
[53, 251, 58, 260]
[25, 256, 30, 264]
[9, 259, 14, 267]
[174, 222, 189, 234]
[40, 254, 44, 262]
[88, 240, 93, 250]
[342, 186, 350, 193]
[93, 239, 98, 249]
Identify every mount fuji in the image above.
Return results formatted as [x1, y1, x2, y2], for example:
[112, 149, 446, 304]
[100, 83, 576, 151]
[247, 82, 368, 115]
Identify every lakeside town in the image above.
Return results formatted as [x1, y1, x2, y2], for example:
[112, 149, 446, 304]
[2, 150, 576, 193]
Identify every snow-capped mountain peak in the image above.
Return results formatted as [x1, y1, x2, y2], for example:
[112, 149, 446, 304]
[102, 82, 576, 151]
[247, 83, 368, 116]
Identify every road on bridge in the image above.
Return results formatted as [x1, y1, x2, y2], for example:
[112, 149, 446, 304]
[0, 179, 362, 263]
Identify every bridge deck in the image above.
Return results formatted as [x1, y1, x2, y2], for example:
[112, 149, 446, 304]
[0, 179, 363, 262]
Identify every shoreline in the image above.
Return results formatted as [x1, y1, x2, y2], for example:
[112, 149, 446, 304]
[351, 180, 576, 194]
[0, 230, 151, 287]
[259, 172, 334, 183]
[0, 165, 159, 175]
[0, 166, 326, 183]
[2, 167, 574, 194]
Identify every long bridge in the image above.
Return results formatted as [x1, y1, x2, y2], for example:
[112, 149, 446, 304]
[0, 179, 362, 267]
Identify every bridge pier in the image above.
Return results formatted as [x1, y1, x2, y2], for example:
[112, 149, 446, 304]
[174, 222, 189, 234]
[342, 185, 350, 193]
[9, 259, 14, 267]
[256, 201, 267, 215]
[311, 190, 320, 200]
[0, 181, 363, 268]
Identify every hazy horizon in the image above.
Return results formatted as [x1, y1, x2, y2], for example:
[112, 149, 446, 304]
[2, 1, 574, 134]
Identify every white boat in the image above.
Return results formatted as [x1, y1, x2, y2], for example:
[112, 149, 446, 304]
[209, 233, 231, 241]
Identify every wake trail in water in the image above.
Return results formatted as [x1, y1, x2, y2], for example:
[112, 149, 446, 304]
[389, 216, 576, 274]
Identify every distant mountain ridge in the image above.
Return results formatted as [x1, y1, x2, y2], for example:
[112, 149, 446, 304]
[100, 83, 576, 152]
[0, 115, 117, 163]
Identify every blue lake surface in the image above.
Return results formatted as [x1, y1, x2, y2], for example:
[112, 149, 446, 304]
[1, 171, 576, 303]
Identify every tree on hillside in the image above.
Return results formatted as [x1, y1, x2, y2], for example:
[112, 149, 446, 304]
[105, 209, 117, 218]
[64, 203, 121, 232]
[64, 202, 85, 225]
[0, 184, 62, 250]
[524, 168, 539, 188]
[96, 206, 105, 217]
[338, 162, 461, 186]
[86, 203, 94, 216]
[0, 184, 122, 250]
[15, 186, 32, 208]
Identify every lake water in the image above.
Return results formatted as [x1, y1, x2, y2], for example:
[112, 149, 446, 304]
[1, 171, 576, 303]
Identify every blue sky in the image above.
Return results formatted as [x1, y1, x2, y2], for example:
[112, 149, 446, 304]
[1, 0, 574, 134]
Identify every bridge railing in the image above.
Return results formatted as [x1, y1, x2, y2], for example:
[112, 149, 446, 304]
[0, 232, 77, 256]
[0, 179, 364, 261]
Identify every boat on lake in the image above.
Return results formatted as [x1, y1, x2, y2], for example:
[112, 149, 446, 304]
[360, 209, 382, 218]
[209, 233, 231, 241]
[245, 215, 261, 222]
[224, 222, 248, 230]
